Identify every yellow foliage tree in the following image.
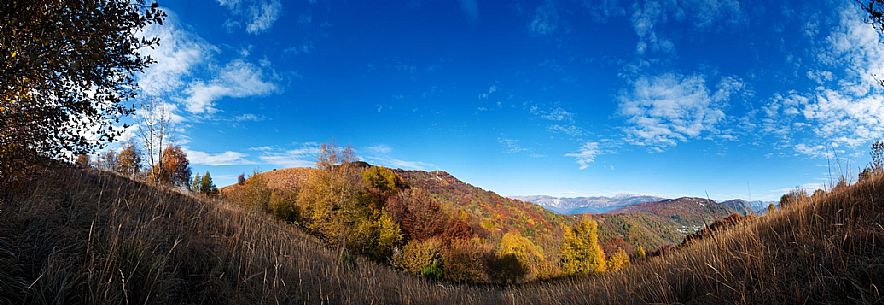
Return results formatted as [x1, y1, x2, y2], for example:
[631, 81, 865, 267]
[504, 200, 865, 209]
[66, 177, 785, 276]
[361, 166, 403, 193]
[635, 245, 647, 260]
[497, 231, 545, 281]
[607, 247, 630, 272]
[393, 238, 443, 278]
[561, 218, 607, 275]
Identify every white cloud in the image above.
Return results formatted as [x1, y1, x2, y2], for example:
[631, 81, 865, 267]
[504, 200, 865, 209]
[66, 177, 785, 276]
[246, 0, 282, 34]
[256, 142, 321, 168]
[529, 1, 559, 36]
[565, 142, 600, 170]
[630, 0, 741, 55]
[761, 8, 884, 157]
[365, 145, 392, 154]
[139, 15, 217, 97]
[364, 156, 434, 171]
[185, 148, 255, 165]
[184, 60, 276, 113]
[582, 0, 625, 23]
[218, 0, 282, 34]
[548, 124, 584, 137]
[618, 73, 742, 150]
[498, 138, 528, 153]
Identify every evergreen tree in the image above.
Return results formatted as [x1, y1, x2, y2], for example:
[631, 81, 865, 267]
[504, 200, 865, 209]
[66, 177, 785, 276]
[200, 171, 217, 196]
[191, 173, 202, 194]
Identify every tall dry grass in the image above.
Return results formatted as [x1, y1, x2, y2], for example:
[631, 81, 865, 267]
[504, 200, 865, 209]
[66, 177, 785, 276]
[1, 166, 882, 304]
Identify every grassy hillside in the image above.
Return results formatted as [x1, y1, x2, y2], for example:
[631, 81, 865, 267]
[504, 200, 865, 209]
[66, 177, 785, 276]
[2, 166, 883, 304]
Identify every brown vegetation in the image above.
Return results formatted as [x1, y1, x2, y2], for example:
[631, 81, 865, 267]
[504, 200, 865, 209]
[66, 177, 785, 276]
[2, 164, 882, 304]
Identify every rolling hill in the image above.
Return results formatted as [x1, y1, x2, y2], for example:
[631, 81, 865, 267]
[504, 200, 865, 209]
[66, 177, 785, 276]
[223, 166, 743, 261]
[2, 163, 882, 304]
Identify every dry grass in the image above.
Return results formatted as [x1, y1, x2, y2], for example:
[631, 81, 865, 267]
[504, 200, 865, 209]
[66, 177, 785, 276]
[1, 166, 882, 304]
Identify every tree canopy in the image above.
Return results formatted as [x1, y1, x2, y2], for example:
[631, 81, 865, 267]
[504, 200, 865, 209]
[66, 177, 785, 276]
[0, 0, 164, 179]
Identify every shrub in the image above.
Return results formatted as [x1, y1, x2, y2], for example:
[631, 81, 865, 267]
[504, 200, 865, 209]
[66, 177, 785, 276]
[606, 247, 630, 272]
[442, 238, 491, 283]
[779, 189, 808, 208]
[393, 238, 443, 278]
[361, 166, 404, 193]
[269, 189, 299, 222]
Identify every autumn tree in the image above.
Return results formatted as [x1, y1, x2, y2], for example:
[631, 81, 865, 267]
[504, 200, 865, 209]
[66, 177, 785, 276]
[0, 0, 164, 181]
[606, 247, 630, 272]
[75, 154, 90, 168]
[116, 144, 142, 177]
[561, 218, 607, 275]
[635, 245, 647, 260]
[496, 231, 545, 282]
[156, 145, 190, 187]
[385, 187, 448, 241]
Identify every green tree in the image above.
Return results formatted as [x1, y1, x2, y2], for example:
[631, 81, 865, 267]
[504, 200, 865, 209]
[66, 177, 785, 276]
[191, 173, 202, 194]
[561, 218, 607, 275]
[0, 0, 164, 180]
[200, 171, 217, 196]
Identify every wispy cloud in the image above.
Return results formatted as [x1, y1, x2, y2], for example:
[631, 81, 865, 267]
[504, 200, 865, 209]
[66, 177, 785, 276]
[498, 138, 528, 154]
[760, 8, 884, 158]
[184, 60, 277, 113]
[364, 156, 434, 171]
[529, 0, 559, 36]
[565, 141, 600, 170]
[630, 0, 741, 54]
[618, 73, 743, 150]
[457, 0, 479, 24]
[256, 142, 321, 168]
[364, 145, 392, 154]
[217, 0, 282, 34]
[138, 13, 217, 97]
[529, 105, 585, 138]
[582, 0, 625, 23]
[185, 148, 255, 166]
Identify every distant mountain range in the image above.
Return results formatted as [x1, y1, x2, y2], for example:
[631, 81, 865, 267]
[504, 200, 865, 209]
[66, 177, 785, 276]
[510, 194, 665, 214]
[515, 195, 777, 215]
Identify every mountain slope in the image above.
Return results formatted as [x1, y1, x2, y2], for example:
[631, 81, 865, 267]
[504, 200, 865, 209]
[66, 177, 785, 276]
[3, 166, 882, 304]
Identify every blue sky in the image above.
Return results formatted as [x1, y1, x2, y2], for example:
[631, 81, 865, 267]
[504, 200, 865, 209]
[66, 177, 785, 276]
[116, 0, 884, 201]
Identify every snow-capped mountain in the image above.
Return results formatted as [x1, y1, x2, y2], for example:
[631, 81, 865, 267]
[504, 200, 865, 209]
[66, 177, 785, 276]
[511, 194, 666, 214]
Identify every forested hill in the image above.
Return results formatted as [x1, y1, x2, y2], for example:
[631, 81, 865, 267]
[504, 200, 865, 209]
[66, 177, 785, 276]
[224, 165, 742, 265]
